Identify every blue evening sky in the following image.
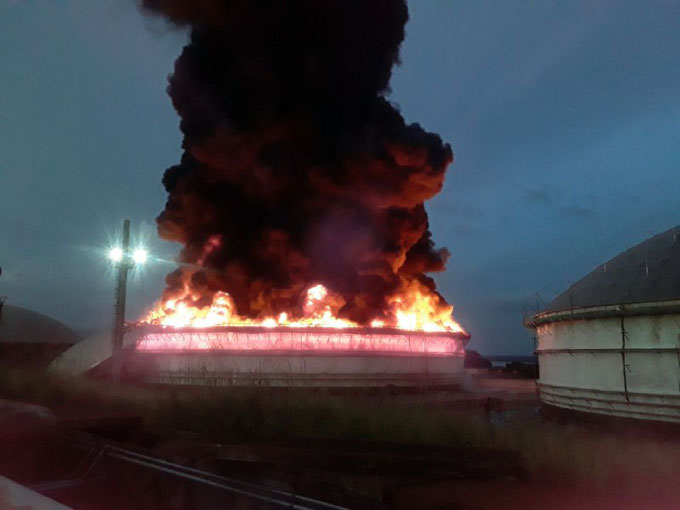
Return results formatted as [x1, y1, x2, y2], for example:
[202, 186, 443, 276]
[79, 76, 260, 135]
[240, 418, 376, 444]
[1, 1, 679, 354]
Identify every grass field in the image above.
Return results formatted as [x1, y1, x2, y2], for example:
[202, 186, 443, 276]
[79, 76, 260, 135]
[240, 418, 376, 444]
[1, 365, 679, 497]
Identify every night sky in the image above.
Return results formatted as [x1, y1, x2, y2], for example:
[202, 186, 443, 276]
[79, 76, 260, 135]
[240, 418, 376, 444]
[1, 1, 679, 354]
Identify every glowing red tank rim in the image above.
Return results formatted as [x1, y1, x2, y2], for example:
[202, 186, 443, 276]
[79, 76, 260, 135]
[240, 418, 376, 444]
[134, 325, 470, 357]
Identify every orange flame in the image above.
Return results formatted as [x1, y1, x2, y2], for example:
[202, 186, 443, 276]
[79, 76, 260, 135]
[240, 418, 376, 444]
[387, 280, 463, 333]
[142, 279, 465, 334]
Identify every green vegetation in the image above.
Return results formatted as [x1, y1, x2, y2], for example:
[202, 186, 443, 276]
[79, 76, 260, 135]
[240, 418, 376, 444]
[1, 365, 679, 497]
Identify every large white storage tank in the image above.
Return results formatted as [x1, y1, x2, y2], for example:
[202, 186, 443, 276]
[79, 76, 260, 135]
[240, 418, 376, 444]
[526, 226, 680, 423]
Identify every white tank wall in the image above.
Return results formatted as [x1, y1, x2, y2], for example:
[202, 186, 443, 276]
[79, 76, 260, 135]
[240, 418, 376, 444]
[132, 352, 465, 388]
[536, 313, 680, 422]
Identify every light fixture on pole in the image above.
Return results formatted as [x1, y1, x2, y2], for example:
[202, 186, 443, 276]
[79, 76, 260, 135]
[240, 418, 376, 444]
[109, 220, 149, 382]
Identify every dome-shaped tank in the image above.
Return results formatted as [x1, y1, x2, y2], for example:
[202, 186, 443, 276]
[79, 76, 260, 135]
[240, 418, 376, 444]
[526, 226, 680, 423]
[0, 304, 81, 368]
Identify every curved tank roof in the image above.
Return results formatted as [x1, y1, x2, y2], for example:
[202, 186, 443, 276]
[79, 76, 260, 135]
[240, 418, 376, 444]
[0, 304, 81, 345]
[547, 226, 680, 312]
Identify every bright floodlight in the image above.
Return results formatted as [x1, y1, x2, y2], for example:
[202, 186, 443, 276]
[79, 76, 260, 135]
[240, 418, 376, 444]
[133, 248, 148, 265]
[109, 247, 123, 263]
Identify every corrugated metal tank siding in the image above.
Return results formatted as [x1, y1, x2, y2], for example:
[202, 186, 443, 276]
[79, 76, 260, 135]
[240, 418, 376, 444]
[536, 314, 680, 422]
[131, 352, 465, 388]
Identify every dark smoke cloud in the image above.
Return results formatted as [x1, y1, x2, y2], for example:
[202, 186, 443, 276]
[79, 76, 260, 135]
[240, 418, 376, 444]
[142, 0, 454, 323]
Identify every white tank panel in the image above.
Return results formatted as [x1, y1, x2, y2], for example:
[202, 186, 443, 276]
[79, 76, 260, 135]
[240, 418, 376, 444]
[533, 308, 680, 423]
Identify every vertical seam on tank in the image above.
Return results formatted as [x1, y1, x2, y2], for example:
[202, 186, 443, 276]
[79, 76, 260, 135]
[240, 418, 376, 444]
[676, 331, 680, 393]
[620, 316, 629, 402]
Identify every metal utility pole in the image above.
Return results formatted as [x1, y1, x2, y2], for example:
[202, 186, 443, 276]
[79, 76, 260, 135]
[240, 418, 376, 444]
[111, 219, 131, 382]
[0, 266, 5, 323]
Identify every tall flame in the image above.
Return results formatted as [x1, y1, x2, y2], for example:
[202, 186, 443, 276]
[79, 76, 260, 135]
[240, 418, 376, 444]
[142, 280, 465, 334]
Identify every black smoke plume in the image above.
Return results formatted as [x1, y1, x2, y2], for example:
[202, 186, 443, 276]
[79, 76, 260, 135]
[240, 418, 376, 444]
[142, 0, 454, 323]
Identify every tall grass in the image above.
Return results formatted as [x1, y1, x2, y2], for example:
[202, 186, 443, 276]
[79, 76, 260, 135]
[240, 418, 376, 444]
[148, 388, 492, 447]
[1, 365, 680, 496]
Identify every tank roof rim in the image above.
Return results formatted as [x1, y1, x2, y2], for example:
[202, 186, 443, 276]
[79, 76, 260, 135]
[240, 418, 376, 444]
[129, 323, 470, 341]
[134, 348, 464, 358]
[526, 298, 680, 328]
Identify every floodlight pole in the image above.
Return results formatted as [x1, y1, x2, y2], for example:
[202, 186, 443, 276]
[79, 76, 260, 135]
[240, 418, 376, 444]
[111, 219, 131, 382]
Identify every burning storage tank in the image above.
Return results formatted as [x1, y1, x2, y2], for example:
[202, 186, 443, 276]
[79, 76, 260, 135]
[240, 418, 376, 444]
[126, 283, 470, 387]
[129, 325, 468, 387]
[526, 226, 680, 423]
